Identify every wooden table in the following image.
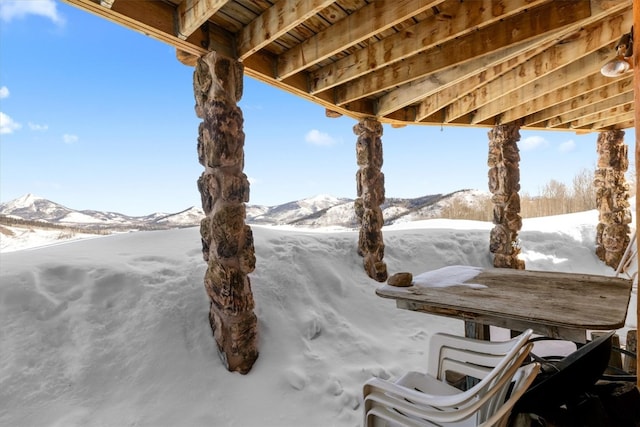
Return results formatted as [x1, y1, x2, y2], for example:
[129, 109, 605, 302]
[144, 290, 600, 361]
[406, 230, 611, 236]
[376, 267, 633, 343]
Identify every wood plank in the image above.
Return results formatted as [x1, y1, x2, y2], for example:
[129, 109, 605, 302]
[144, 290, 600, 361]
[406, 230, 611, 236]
[63, 0, 210, 57]
[339, 0, 595, 110]
[411, 1, 631, 122]
[407, 42, 555, 122]
[445, 10, 631, 124]
[576, 108, 634, 130]
[237, 0, 336, 60]
[309, 0, 549, 94]
[377, 268, 632, 343]
[400, 300, 588, 342]
[546, 92, 634, 128]
[176, 0, 230, 40]
[275, 0, 442, 80]
[242, 49, 376, 117]
[516, 77, 633, 127]
[463, 48, 618, 125]
[380, 38, 555, 119]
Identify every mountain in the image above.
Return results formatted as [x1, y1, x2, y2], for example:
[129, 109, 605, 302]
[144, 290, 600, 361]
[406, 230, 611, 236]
[0, 190, 490, 231]
[0, 194, 200, 231]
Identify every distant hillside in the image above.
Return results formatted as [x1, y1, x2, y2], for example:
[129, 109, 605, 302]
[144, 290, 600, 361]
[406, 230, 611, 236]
[1, 190, 490, 232]
[0, 190, 493, 252]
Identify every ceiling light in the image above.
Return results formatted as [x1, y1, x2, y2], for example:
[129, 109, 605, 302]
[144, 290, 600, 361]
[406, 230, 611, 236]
[601, 29, 633, 77]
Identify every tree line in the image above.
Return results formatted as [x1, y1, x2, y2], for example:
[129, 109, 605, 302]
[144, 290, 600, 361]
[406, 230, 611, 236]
[0, 215, 110, 235]
[439, 168, 636, 221]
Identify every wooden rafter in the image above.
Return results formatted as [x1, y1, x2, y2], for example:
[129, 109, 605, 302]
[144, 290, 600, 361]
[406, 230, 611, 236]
[508, 77, 633, 126]
[571, 104, 633, 129]
[444, 10, 632, 124]
[275, 0, 443, 80]
[340, 0, 594, 111]
[176, 0, 229, 40]
[63, 0, 634, 131]
[236, 0, 335, 60]
[308, 0, 550, 95]
[546, 90, 634, 128]
[404, 39, 556, 123]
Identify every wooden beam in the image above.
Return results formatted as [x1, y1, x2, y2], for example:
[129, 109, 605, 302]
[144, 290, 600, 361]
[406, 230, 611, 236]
[176, 0, 229, 40]
[63, 0, 210, 58]
[569, 103, 633, 128]
[338, 0, 598, 110]
[237, 0, 335, 61]
[399, 38, 558, 123]
[517, 77, 633, 126]
[546, 91, 634, 128]
[308, 0, 549, 94]
[242, 51, 376, 119]
[378, 2, 590, 117]
[469, 49, 619, 126]
[410, 1, 629, 123]
[447, 10, 632, 124]
[572, 111, 633, 131]
[275, 0, 443, 80]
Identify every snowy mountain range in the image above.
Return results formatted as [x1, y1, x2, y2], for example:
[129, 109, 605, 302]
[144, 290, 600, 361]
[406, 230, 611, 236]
[0, 190, 489, 231]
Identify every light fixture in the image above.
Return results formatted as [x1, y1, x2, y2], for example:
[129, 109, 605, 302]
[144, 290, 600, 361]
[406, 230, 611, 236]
[601, 28, 634, 77]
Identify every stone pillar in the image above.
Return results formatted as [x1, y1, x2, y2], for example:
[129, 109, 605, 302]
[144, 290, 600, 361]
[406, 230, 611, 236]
[595, 129, 631, 269]
[354, 118, 388, 282]
[194, 51, 258, 374]
[488, 123, 525, 270]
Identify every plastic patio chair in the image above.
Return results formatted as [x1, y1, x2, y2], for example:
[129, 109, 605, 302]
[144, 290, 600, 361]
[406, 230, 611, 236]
[364, 362, 539, 427]
[362, 329, 537, 427]
[615, 230, 637, 281]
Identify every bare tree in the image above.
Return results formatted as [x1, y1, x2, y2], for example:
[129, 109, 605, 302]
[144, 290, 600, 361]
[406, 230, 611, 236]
[572, 168, 597, 212]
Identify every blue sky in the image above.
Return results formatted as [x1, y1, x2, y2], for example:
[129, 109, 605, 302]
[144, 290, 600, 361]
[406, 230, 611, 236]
[0, 0, 633, 216]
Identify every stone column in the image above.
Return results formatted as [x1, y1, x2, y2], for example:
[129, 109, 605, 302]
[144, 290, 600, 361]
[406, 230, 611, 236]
[595, 129, 631, 269]
[194, 51, 258, 374]
[354, 118, 388, 282]
[488, 123, 525, 270]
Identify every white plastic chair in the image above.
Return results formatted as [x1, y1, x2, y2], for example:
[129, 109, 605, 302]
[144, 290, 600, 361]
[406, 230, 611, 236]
[615, 230, 637, 281]
[362, 329, 537, 427]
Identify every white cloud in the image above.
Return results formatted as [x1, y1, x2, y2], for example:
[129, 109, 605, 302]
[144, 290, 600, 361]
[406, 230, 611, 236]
[0, 86, 9, 99]
[0, 111, 21, 134]
[28, 122, 48, 132]
[519, 135, 548, 151]
[305, 129, 337, 146]
[558, 139, 576, 153]
[63, 133, 78, 144]
[0, 0, 65, 25]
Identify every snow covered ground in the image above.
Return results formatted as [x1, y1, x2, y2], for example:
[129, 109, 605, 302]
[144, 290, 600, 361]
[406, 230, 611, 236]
[0, 225, 106, 253]
[0, 210, 637, 427]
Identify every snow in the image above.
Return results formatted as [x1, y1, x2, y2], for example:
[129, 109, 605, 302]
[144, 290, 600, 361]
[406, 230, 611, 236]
[4, 193, 43, 210]
[0, 225, 105, 253]
[412, 265, 486, 289]
[59, 211, 112, 224]
[1, 210, 637, 427]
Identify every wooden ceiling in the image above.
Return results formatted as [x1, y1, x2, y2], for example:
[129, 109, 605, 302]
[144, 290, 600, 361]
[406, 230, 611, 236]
[64, 0, 634, 132]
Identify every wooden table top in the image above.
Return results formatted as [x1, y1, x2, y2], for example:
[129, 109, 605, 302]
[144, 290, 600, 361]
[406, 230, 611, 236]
[376, 267, 633, 342]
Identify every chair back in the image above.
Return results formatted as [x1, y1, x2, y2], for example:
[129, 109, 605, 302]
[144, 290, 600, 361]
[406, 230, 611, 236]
[363, 329, 537, 426]
[479, 362, 540, 427]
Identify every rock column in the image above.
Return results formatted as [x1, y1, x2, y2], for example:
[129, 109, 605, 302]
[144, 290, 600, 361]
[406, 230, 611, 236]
[595, 129, 631, 269]
[354, 118, 388, 282]
[488, 123, 525, 270]
[194, 52, 258, 374]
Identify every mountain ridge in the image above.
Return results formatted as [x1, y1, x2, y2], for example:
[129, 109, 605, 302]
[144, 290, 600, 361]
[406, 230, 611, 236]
[1, 190, 490, 231]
